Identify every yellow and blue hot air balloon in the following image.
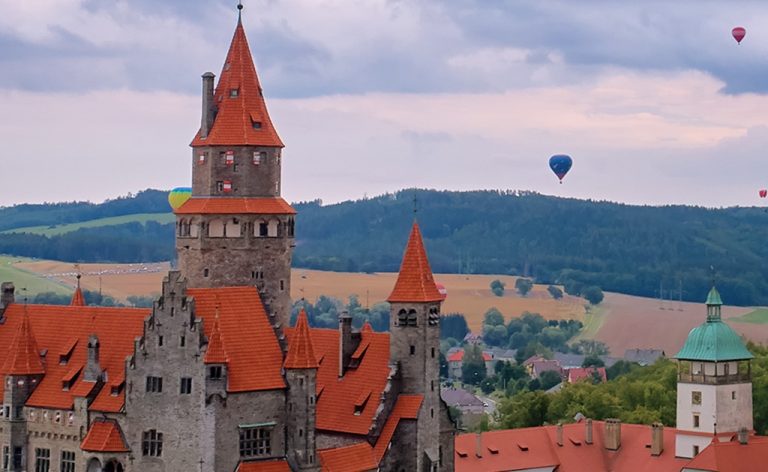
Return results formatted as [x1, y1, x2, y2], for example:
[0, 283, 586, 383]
[168, 187, 192, 211]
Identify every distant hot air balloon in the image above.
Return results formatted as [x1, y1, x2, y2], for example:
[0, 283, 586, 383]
[168, 187, 192, 210]
[760, 189, 767, 198]
[435, 282, 447, 300]
[549, 154, 573, 184]
[732, 26, 746, 44]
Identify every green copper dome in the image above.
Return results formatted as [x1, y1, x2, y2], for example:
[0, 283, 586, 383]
[674, 286, 753, 362]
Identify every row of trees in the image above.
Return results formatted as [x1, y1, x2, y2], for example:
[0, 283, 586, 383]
[479, 309, 584, 351]
[29, 290, 155, 307]
[289, 295, 391, 332]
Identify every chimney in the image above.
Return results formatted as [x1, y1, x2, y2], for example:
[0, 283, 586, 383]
[738, 427, 749, 445]
[556, 423, 563, 446]
[200, 72, 216, 138]
[604, 419, 621, 451]
[475, 432, 483, 458]
[0, 282, 14, 322]
[84, 334, 102, 382]
[339, 311, 353, 377]
[651, 422, 663, 456]
[585, 418, 593, 445]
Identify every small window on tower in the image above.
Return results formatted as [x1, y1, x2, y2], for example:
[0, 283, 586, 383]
[198, 154, 206, 165]
[225, 151, 235, 165]
[216, 181, 224, 192]
[693, 414, 700, 428]
[253, 151, 265, 165]
[204, 268, 210, 278]
[410, 345, 415, 355]
[252, 121, 262, 129]
[230, 88, 239, 98]
[692, 391, 701, 405]
[223, 181, 233, 193]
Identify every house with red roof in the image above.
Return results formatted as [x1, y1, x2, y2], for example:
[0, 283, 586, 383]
[446, 349, 493, 379]
[0, 5, 454, 472]
[566, 366, 607, 384]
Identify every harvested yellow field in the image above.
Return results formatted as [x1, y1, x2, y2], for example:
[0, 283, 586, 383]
[12, 260, 584, 331]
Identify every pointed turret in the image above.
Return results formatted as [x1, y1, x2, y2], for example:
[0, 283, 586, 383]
[204, 314, 228, 364]
[191, 18, 283, 147]
[1, 308, 44, 375]
[388, 221, 443, 303]
[71, 275, 86, 306]
[285, 309, 318, 369]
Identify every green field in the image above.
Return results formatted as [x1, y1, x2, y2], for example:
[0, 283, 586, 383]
[2, 213, 175, 236]
[731, 308, 768, 324]
[0, 255, 72, 296]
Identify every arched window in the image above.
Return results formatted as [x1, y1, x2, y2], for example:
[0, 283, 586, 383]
[267, 219, 279, 237]
[397, 309, 408, 327]
[255, 219, 268, 237]
[407, 309, 418, 327]
[86, 458, 102, 472]
[208, 219, 225, 238]
[189, 219, 200, 237]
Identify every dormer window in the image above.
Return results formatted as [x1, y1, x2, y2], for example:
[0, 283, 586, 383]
[230, 88, 239, 98]
[252, 121, 262, 129]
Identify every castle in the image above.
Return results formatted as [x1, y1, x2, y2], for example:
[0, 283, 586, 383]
[0, 10, 454, 472]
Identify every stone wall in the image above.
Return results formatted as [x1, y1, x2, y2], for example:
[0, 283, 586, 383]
[192, 146, 282, 197]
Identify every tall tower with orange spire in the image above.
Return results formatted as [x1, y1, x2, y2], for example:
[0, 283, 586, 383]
[175, 9, 295, 330]
[388, 221, 453, 470]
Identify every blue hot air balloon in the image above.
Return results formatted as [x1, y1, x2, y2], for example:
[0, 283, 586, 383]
[549, 154, 572, 184]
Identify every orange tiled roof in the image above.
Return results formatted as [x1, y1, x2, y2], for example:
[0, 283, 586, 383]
[567, 366, 607, 383]
[204, 314, 228, 364]
[191, 20, 283, 148]
[285, 326, 390, 435]
[1, 308, 45, 375]
[284, 309, 318, 369]
[174, 197, 296, 215]
[318, 394, 423, 472]
[455, 421, 692, 472]
[80, 419, 129, 452]
[0, 304, 148, 412]
[447, 350, 492, 363]
[188, 287, 285, 392]
[237, 459, 291, 472]
[685, 436, 768, 472]
[70, 286, 85, 306]
[388, 221, 443, 303]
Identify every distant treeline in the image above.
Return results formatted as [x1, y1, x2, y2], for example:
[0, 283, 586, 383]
[4, 188, 768, 305]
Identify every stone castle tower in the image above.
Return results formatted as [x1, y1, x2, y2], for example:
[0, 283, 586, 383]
[175, 13, 294, 329]
[673, 286, 754, 458]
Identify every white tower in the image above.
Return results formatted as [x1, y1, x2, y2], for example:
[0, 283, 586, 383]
[674, 286, 754, 458]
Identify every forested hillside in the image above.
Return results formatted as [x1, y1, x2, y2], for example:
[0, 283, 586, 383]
[3, 188, 768, 305]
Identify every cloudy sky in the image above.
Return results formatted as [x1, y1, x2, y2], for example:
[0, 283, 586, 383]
[2, 0, 768, 208]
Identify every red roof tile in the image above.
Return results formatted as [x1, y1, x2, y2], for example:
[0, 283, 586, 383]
[567, 367, 607, 383]
[0, 304, 148, 412]
[204, 313, 228, 364]
[447, 350, 491, 362]
[684, 436, 768, 472]
[174, 197, 296, 215]
[237, 459, 291, 472]
[188, 287, 285, 392]
[70, 286, 85, 307]
[285, 326, 390, 435]
[318, 395, 422, 472]
[388, 222, 443, 303]
[1, 308, 45, 375]
[284, 309, 318, 369]
[191, 20, 283, 148]
[80, 419, 129, 452]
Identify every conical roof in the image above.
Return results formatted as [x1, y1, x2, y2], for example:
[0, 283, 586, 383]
[387, 222, 443, 303]
[71, 276, 86, 306]
[675, 287, 753, 362]
[1, 308, 45, 375]
[191, 18, 283, 148]
[284, 309, 318, 369]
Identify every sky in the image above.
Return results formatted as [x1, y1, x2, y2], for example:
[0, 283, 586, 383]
[2, 0, 768, 208]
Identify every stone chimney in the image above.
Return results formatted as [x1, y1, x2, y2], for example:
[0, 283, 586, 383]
[200, 72, 216, 138]
[339, 311, 354, 377]
[738, 427, 749, 445]
[84, 334, 103, 382]
[556, 423, 563, 447]
[0, 282, 13, 323]
[604, 419, 621, 451]
[651, 422, 663, 456]
[585, 418, 593, 445]
[475, 432, 483, 458]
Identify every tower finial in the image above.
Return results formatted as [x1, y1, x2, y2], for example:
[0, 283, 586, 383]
[237, 0, 243, 22]
[413, 191, 418, 216]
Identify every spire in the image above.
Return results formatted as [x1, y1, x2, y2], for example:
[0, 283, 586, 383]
[284, 309, 318, 369]
[388, 221, 443, 303]
[204, 311, 228, 364]
[1, 307, 45, 375]
[191, 14, 283, 148]
[71, 274, 86, 306]
[706, 285, 722, 321]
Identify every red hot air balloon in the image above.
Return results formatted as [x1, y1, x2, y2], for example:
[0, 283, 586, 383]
[760, 189, 767, 198]
[732, 26, 746, 44]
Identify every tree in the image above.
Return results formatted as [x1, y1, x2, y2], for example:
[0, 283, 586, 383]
[480, 377, 497, 394]
[440, 313, 469, 341]
[573, 339, 609, 356]
[515, 278, 534, 297]
[582, 286, 604, 305]
[439, 351, 449, 378]
[582, 355, 605, 368]
[483, 324, 508, 347]
[606, 360, 637, 380]
[547, 285, 563, 299]
[462, 344, 487, 385]
[498, 391, 550, 429]
[483, 308, 505, 327]
[490, 279, 506, 297]
[539, 370, 563, 390]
